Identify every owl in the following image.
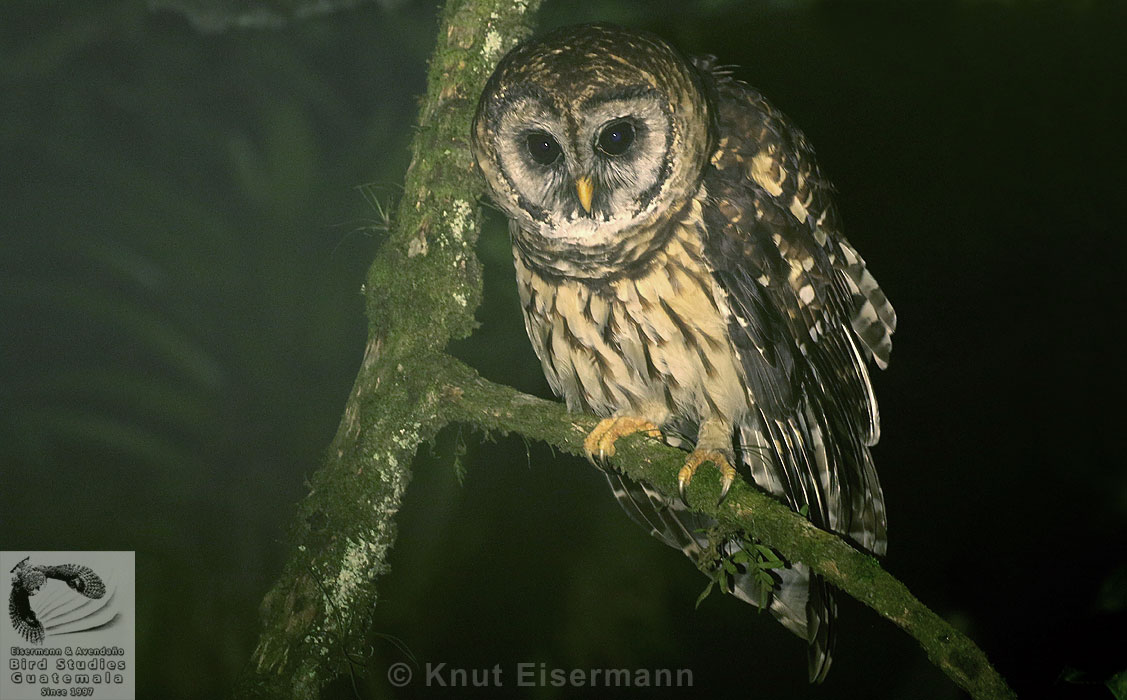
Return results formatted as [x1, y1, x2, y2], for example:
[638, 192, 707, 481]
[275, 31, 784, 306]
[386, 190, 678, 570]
[471, 24, 895, 681]
[9, 556, 106, 644]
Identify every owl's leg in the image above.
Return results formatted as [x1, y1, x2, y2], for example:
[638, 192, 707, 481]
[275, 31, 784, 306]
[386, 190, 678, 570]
[679, 418, 737, 505]
[583, 416, 661, 465]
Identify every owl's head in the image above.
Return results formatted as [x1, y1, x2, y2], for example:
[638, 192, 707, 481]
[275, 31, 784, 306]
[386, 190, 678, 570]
[472, 24, 713, 276]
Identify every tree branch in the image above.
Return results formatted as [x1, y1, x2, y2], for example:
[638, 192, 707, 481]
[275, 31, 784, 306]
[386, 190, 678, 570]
[234, 1, 540, 697]
[236, 1, 1015, 698]
[434, 356, 1016, 700]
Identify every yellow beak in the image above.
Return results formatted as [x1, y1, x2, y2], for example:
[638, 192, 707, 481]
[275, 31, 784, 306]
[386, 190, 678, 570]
[575, 176, 594, 214]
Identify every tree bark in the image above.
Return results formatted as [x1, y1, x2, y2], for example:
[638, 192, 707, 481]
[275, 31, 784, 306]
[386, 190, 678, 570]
[235, 1, 1015, 698]
[233, 1, 540, 697]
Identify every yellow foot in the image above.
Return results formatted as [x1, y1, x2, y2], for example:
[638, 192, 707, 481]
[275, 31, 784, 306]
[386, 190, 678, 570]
[678, 449, 737, 505]
[583, 416, 661, 466]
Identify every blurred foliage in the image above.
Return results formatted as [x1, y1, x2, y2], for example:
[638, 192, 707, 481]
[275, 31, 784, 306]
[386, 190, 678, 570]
[1, 1, 1124, 699]
[1110, 670, 1127, 700]
[0, 0, 431, 693]
[148, 0, 408, 33]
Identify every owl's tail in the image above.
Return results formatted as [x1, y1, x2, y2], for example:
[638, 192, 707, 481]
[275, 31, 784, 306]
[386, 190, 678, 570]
[605, 392, 887, 682]
[727, 555, 837, 683]
[604, 470, 837, 682]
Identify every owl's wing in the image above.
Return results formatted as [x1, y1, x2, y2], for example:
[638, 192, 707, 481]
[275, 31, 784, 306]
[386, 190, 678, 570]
[699, 66, 894, 551]
[9, 584, 44, 645]
[40, 564, 106, 599]
[694, 66, 895, 681]
[605, 472, 710, 559]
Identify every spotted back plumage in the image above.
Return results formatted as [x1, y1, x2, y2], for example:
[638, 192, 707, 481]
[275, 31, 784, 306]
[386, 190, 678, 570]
[694, 62, 895, 680]
[472, 24, 895, 683]
[701, 60, 894, 550]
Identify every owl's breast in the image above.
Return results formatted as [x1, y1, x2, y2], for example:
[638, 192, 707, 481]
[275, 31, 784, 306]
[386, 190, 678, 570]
[514, 206, 749, 430]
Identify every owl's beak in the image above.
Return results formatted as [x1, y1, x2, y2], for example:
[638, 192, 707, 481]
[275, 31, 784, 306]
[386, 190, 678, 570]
[575, 176, 594, 214]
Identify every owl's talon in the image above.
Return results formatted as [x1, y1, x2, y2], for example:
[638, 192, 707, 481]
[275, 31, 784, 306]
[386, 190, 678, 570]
[583, 416, 661, 468]
[677, 463, 694, 504]
[717, 470, 734, 505]
[678, 448, 736, 506]
[678, 468, 691, 503]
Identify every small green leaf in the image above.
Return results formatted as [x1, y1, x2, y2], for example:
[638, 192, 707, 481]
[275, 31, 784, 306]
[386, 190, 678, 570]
[452, 431, 469, 485]
[1108, 669, 1127, 700]
[695, 580, 715, 609]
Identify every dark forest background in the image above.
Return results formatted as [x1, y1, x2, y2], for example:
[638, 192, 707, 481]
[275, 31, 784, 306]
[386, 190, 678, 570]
[1, 1, 1124, 698]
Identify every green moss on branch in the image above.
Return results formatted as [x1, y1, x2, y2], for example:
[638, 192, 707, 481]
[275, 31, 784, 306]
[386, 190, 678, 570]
[435, 357, 1016, 700]
[234, 3, 540, 698]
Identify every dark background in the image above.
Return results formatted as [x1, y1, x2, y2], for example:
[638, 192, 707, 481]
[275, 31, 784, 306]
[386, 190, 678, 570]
[2, 1, 1123, 698]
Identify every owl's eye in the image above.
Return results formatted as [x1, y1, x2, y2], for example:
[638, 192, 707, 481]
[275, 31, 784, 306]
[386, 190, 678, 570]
[597, 120, 635, 157]
[526, 131, 562, 165]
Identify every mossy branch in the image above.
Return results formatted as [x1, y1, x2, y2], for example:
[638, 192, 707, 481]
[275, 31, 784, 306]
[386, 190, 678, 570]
[434, 356, 1015, 700]
[236, 1, 1014, 698]
[234, 1, 540, 697]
